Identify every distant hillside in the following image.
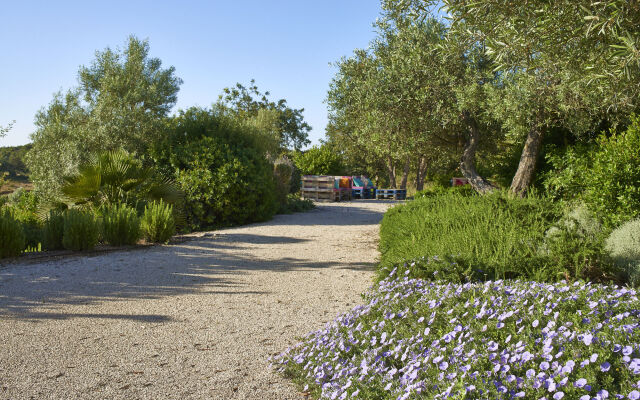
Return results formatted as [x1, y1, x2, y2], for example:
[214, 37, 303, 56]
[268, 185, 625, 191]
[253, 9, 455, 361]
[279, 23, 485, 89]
[0, 144, 32, 194]
[0, 144, 31, 180]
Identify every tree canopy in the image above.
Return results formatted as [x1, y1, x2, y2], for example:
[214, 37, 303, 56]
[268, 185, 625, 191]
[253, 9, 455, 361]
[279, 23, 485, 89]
[26, 36, 182, 199]
[217, 80, 311, 151]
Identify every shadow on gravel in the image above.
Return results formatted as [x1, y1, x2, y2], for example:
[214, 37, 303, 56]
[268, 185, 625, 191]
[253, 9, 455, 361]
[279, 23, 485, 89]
[260, 200, 395, 227]
[3, 312, 173, 323]
[0, 202, 388, 319]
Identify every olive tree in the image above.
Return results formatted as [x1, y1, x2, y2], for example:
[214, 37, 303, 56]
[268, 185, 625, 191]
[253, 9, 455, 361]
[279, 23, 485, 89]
[384, 0, 640, 195]
[26, 36, 182, 199]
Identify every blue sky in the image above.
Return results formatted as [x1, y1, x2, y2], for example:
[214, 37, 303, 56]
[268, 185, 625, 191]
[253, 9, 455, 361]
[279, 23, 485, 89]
[0, 0, 383, 147]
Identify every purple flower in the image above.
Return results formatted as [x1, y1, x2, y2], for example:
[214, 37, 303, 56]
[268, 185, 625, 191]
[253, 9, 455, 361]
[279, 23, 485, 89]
[575, 378, 587, 388]
[583, 334, 594, 346]
[554, 392, 565, 399]
[629, 390, 640, 400]
[601, 362, 611, 372]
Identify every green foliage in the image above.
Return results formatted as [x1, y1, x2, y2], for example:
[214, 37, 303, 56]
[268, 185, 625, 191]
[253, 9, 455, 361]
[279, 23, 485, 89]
[606, 218, 640, 287]
[60, 149, 182, 211]
[42, 210, 65, 251]
[543, 144, 592, 202]
[101, 204, 141, 246]
[217, 80, 311, 150]
[544, 116, 640, 227]
[26, 36, 181, 200]
[62, 209, 100, 251]
[272, 155, 294, 207]
[278, 194, 315, 214]
[292, 145, 344, 176]
[379, 191, 619, 284]
[153, 107, 278, 229]
[2, 188, 42, 249]
[583, 118, 640, 226]
[0, 208, 26, 258]
[413, 183, 475, 199]
[141, 201, 175, 243]
[0, 143, 31, 180]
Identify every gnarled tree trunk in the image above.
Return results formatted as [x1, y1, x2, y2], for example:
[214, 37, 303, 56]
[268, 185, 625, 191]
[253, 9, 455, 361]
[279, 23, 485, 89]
[399, 157, 410, 190]
[510, 124, 544, 197]
[460, 112, 495, 194]
[386, 156, 397, 188]
[415, 156, 428, 191]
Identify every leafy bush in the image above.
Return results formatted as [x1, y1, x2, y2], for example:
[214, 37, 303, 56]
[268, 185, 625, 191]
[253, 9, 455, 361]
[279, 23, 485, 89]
[292, 145, 344, 176]
[62, 209, 100, 251]
[273, 155, 294, 207]
[0, 209, 26, 258]
[101, 204, 141, 246]
[141, 201, 175, 243]
[272, 274, 640, 399]
[544, 115, 640, 227]
[42, 210, 65, 251]
[3, 188, 43, 249]
[379, 191, 619, 284]
[278, 194, 315, 214]
[153, 108, 278, 229]
[606, 218, 640, 287]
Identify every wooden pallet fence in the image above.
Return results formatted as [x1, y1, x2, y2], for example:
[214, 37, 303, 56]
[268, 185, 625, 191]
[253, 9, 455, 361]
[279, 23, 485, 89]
[301, 175, 351, 202]
[376, 188, 407, 200]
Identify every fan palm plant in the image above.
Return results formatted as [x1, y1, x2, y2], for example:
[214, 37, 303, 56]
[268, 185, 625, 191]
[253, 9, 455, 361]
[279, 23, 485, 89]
[60, 149, 182, 211]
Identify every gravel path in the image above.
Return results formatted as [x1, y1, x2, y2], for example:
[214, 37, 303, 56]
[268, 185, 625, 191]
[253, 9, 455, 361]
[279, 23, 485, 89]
[0, 200, 394, 400]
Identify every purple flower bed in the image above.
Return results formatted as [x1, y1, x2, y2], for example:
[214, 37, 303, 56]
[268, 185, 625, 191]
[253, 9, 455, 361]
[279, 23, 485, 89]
[271, 270, 640, 399]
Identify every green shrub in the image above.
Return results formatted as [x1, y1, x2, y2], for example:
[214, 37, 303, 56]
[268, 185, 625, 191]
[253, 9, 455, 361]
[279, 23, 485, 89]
[3, 188, 43, 249]
[273, 155, 294, 207]
[62, 209, 100, 251]
[0, 209, 26, 258]
[101, 204, 141, 246]
[42, 210, 65, 251]
[606, 218, 640, 286]
[413, 184, 448, 199]
[414, 183, 475, 199]
[153, 108, 279, 230]
[141, 201, 175, 243]
[544, 115, 640, 227]
[378, 191, 619, 284]
[278, 194, 315, 214]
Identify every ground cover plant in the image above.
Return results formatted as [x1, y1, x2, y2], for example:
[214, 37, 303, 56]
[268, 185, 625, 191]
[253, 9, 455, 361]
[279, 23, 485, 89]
[272, 270, 640, 399]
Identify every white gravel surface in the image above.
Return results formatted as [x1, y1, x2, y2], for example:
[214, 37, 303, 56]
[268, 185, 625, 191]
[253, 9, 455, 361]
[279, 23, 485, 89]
[0, 200, 394, 400]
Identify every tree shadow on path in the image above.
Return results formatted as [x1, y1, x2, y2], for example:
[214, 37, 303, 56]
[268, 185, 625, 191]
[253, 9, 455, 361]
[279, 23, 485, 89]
[0, 201, 391, 321]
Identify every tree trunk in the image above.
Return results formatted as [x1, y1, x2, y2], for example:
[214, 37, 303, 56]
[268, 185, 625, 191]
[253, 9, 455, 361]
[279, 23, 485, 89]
[415, 157, 428, 191]
[460, 112, 495, 194]
[399, 157, 410, 190]
[510, 124, 544, 197]
[386, 156, 397, 189]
